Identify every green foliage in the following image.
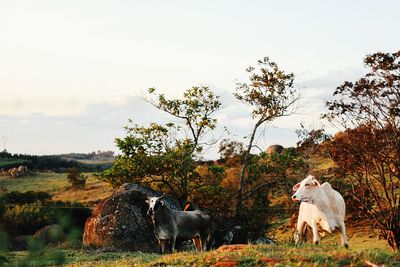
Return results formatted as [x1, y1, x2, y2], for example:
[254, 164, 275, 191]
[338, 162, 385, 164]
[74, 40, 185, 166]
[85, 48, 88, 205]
[0, 231, 9, 251]
[235, 57, 298, 121]
[295, 123, 332, 156]
[98, 123, 204, 205]
[261, 149, 308, 196]
[149, 86, 221, 152]
[218, 139, 245, 166]
[6, 244, 66, 266]
[66, 167, 87, 189]
[27, 236, 45, 257]
[191, 165, 231, 215]
[0, 198, 5, 219]
[0, 191, 51, 204]
[50, 249, 66, 266]
[1, 193, 91, 237]
[99, 86, 222, 206]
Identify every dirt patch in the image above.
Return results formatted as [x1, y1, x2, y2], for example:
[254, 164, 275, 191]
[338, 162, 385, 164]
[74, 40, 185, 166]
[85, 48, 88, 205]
[216, 244, 248, 252]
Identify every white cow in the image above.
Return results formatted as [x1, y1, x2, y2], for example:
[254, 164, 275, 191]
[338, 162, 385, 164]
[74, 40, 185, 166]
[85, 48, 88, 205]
[292, 175, 349, 248]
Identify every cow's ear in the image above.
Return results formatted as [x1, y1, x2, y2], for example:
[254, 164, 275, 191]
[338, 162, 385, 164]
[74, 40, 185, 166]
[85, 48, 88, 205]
[160, 200, 165, 206]
[145, 199, 150, 204]
[293, 183, 300, 191]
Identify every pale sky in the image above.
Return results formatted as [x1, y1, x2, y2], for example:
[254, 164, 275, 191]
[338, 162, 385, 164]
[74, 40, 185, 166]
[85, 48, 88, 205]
[1, 0, 399, 158]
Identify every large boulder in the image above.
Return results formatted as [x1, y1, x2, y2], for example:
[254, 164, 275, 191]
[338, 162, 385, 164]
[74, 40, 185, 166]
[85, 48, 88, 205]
[266, 144, 284, 154]
[83, 183, 180, 252]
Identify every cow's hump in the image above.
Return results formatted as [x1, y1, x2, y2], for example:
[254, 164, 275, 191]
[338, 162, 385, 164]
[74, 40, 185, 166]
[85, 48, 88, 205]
[321, 182, 341, 214]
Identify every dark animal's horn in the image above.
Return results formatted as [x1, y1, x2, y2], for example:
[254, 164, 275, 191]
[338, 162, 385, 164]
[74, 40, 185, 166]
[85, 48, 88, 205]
[159, 193, 166, 199]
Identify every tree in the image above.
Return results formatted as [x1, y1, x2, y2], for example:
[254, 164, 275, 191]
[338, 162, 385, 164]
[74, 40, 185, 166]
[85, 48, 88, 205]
[99, 86, 222, 207]
[67, 167, 87, 189]
[323, 51, 400, 251]
[260, 149, 308, 214]
[295, 123, 332, 157]
[233, 57, 299, 221]
[218, 139, 245, 167]
[148, 86, 221, 155]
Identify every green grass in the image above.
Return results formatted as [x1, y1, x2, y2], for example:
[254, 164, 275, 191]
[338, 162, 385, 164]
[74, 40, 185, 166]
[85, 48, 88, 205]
[0, 172, 114, 205]
[3, 244, 399, 267]
[0, 172, 67, 194]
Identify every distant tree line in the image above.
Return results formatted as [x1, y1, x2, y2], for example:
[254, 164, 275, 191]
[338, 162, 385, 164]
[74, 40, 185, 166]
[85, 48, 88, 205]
[58, 151, 114, 162]
[0, 151, 112, 172]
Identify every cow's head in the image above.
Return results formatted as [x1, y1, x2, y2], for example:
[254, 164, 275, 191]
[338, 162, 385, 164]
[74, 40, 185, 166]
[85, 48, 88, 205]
[145, 194, 166, 217]
[291, 175, 321, 203]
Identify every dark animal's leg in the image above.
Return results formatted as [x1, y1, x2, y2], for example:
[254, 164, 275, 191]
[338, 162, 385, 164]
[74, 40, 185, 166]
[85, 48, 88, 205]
[197, 237, 202, 251]
[206, 231, 212, 251]
[171, 236, 177, 252]
[192, 237, 200, 252]
[201, 236, 207, 252]
[159, 239, 166, 254]
[192, 238, 197, 252]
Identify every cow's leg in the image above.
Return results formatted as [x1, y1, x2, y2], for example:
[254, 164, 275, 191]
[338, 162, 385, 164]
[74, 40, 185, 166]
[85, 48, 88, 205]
[192, 238, 197, 252]
[311, 221, 320, 245]
[158, 239, 166, 254]
[201, 236, 207, 252]
[295, 220, 306, 244]
[171, 235, 177, 252]
[192, 237, 200, 252]
[339, 222, 349, 249]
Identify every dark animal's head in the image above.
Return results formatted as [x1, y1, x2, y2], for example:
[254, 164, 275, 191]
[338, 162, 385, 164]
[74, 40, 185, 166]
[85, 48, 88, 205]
[145, 194, 166, 217]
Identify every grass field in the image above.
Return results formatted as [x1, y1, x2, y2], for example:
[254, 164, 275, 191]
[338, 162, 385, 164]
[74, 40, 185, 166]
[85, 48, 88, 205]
[1, 172, 399, 266]
[4, 243, 399, 266]
[0, 172, 114, 205]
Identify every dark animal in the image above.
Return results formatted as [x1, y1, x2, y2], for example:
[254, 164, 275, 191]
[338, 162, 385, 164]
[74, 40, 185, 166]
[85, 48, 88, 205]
[146, 194, 211, 254]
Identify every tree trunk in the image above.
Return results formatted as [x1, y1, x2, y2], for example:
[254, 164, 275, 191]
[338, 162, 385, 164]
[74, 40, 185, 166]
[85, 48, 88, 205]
[386, 229, 400, 252]
[234, 122, 261, 222]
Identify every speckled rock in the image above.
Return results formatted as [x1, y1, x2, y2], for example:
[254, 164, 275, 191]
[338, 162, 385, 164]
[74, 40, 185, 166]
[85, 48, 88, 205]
[83, 183, 180, 252]
[266, 144, 284, 154]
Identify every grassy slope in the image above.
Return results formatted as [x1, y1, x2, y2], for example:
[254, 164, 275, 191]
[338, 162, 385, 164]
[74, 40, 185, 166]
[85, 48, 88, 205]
[0, 172, 114, 205]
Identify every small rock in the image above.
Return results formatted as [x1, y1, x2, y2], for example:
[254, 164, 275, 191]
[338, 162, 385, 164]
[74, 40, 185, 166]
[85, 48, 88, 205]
[34, 224, 65, 245]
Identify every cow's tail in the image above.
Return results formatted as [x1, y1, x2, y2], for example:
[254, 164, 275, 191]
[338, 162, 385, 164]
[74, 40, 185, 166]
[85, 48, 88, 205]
[205, 216, 217, 251]
[206, 227, 212, 251]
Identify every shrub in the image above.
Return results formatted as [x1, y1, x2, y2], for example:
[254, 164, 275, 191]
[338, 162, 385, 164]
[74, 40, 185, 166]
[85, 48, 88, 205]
[67, 167, 88, 189]
[0, 191, 51, 204]
[1, 192, 91, 237]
